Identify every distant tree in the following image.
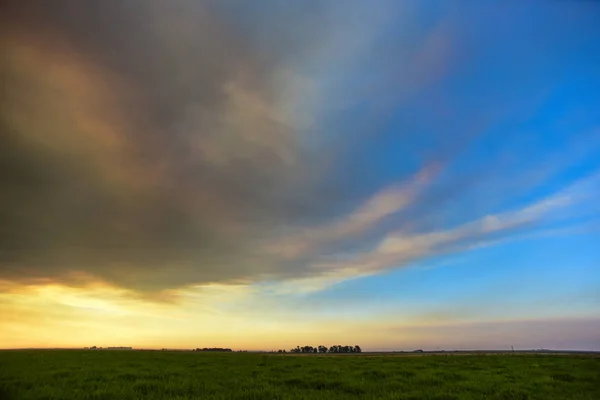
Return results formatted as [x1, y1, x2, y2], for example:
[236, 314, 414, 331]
[195, 347, 232, 352]
[263, 343, 362, 355]
[304, 345, 315, 353]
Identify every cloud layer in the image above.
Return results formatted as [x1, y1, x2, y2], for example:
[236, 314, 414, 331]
[1, 0, 599, 294]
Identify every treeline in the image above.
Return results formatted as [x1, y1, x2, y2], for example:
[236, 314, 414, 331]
[278, 345, 362, 354]
[193, 347, 232, 352]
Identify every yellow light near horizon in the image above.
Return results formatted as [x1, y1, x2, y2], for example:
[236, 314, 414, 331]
[0, 279, 402, 350]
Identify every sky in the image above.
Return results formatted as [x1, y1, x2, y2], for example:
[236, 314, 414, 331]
[1, 0, 599, 351]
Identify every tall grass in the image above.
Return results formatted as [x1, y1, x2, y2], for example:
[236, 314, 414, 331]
[0, 350, 598, 399]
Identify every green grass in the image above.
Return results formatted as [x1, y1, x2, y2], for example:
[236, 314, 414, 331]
[0, 351, 598, 399]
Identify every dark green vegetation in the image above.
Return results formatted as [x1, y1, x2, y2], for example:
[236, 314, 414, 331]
[0, 351, 598, 400]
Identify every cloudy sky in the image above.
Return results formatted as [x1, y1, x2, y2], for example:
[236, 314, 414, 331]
[1, 0, 599, 351]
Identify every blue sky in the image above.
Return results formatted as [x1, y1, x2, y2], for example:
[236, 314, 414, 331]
[1, 0, 599, 350]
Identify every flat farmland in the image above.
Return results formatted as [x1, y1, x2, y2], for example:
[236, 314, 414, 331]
[0, 350, 598, 400]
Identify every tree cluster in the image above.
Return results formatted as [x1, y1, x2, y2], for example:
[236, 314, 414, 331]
[280, 345, 362, 354]
[194, 347, 232, 352]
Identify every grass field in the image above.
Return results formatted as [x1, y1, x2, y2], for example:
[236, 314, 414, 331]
[0, 351, 598, 400]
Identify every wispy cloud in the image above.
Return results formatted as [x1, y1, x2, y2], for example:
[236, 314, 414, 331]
[265, 163, 440, 259]
[280, 172, 600, 291]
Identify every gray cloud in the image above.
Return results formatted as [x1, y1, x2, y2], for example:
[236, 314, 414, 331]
[0, 0, 333, 290]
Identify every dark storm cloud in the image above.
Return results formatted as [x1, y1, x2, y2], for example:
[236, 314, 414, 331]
[0, 0, 343, 290]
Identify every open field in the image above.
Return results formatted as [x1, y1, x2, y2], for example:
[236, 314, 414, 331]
[1, 351, 598, 400]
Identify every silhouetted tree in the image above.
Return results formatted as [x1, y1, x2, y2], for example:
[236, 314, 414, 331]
[301, 345, 315, 353]
[194, 347, 232, 352]
[286, 344, 362, 354]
